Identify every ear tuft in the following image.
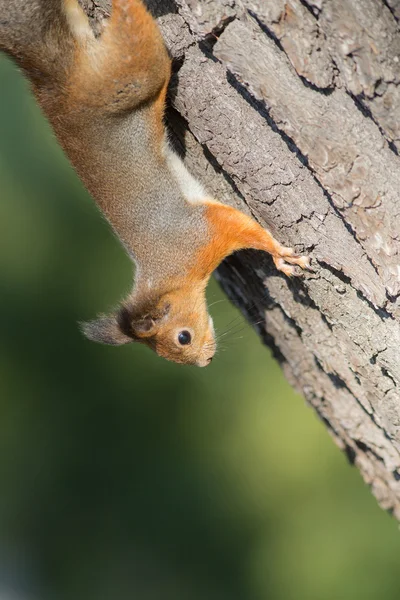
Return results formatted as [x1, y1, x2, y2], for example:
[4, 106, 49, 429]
[80, 315, 133, 346]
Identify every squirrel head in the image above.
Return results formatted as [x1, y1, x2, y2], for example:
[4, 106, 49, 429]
[82, 282, 216, 367]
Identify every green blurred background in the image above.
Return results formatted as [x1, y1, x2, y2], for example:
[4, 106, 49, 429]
[0, 55, 399, 600]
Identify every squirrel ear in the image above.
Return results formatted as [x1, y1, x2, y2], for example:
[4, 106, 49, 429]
[131, 302, 171, 339]
[131, 316, 157, 338]
[81, 315, 133, 346]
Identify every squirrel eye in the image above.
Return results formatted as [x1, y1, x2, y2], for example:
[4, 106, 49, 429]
[178, 330, 192, 346]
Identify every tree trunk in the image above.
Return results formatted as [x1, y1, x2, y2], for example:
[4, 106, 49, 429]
[85, 0, 400, 519]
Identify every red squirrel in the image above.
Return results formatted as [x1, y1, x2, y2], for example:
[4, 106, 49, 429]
[0, 0, 310, 367]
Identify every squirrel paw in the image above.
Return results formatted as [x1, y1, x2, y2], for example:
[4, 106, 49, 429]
[273, 247, 311, 277]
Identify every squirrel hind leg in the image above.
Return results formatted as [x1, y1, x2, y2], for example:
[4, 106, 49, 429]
[98, 0, 171, 112]
[65, 0, 171, 115]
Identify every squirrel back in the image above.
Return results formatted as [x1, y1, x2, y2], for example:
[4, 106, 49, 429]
[0, 0, 310, 367]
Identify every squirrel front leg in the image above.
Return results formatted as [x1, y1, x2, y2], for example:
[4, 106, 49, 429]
[194, 200, 310, 279]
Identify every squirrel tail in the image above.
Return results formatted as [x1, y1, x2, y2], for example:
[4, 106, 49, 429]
[0, 0, 171, 114]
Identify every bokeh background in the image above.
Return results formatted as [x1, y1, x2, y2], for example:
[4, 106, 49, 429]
[0, 54, 399, 600]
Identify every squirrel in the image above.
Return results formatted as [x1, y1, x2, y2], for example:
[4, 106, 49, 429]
[0, 0, 310, 367]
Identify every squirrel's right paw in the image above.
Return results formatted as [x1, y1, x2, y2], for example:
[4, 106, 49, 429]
[273, 247, 311, 277]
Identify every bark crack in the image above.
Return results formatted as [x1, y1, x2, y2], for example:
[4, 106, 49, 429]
[347, 90, 400, 157]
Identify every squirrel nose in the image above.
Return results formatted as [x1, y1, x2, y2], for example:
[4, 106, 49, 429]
[196, 356, 214, 367]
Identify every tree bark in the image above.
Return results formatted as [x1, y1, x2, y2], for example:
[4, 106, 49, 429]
[84, 0, 400, 519]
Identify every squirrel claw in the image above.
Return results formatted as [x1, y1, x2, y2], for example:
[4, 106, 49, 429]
[273, 249, 311, 277]
[274, 258, 297, 277]
[286, 254, 312, 270]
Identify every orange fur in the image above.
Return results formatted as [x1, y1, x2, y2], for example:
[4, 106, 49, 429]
[189, 201, 310, 281]
[192, 201, 286, 279]
[150, 77, 171, 145]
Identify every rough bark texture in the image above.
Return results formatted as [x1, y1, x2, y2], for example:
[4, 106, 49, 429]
[83, 0, 400, 518]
